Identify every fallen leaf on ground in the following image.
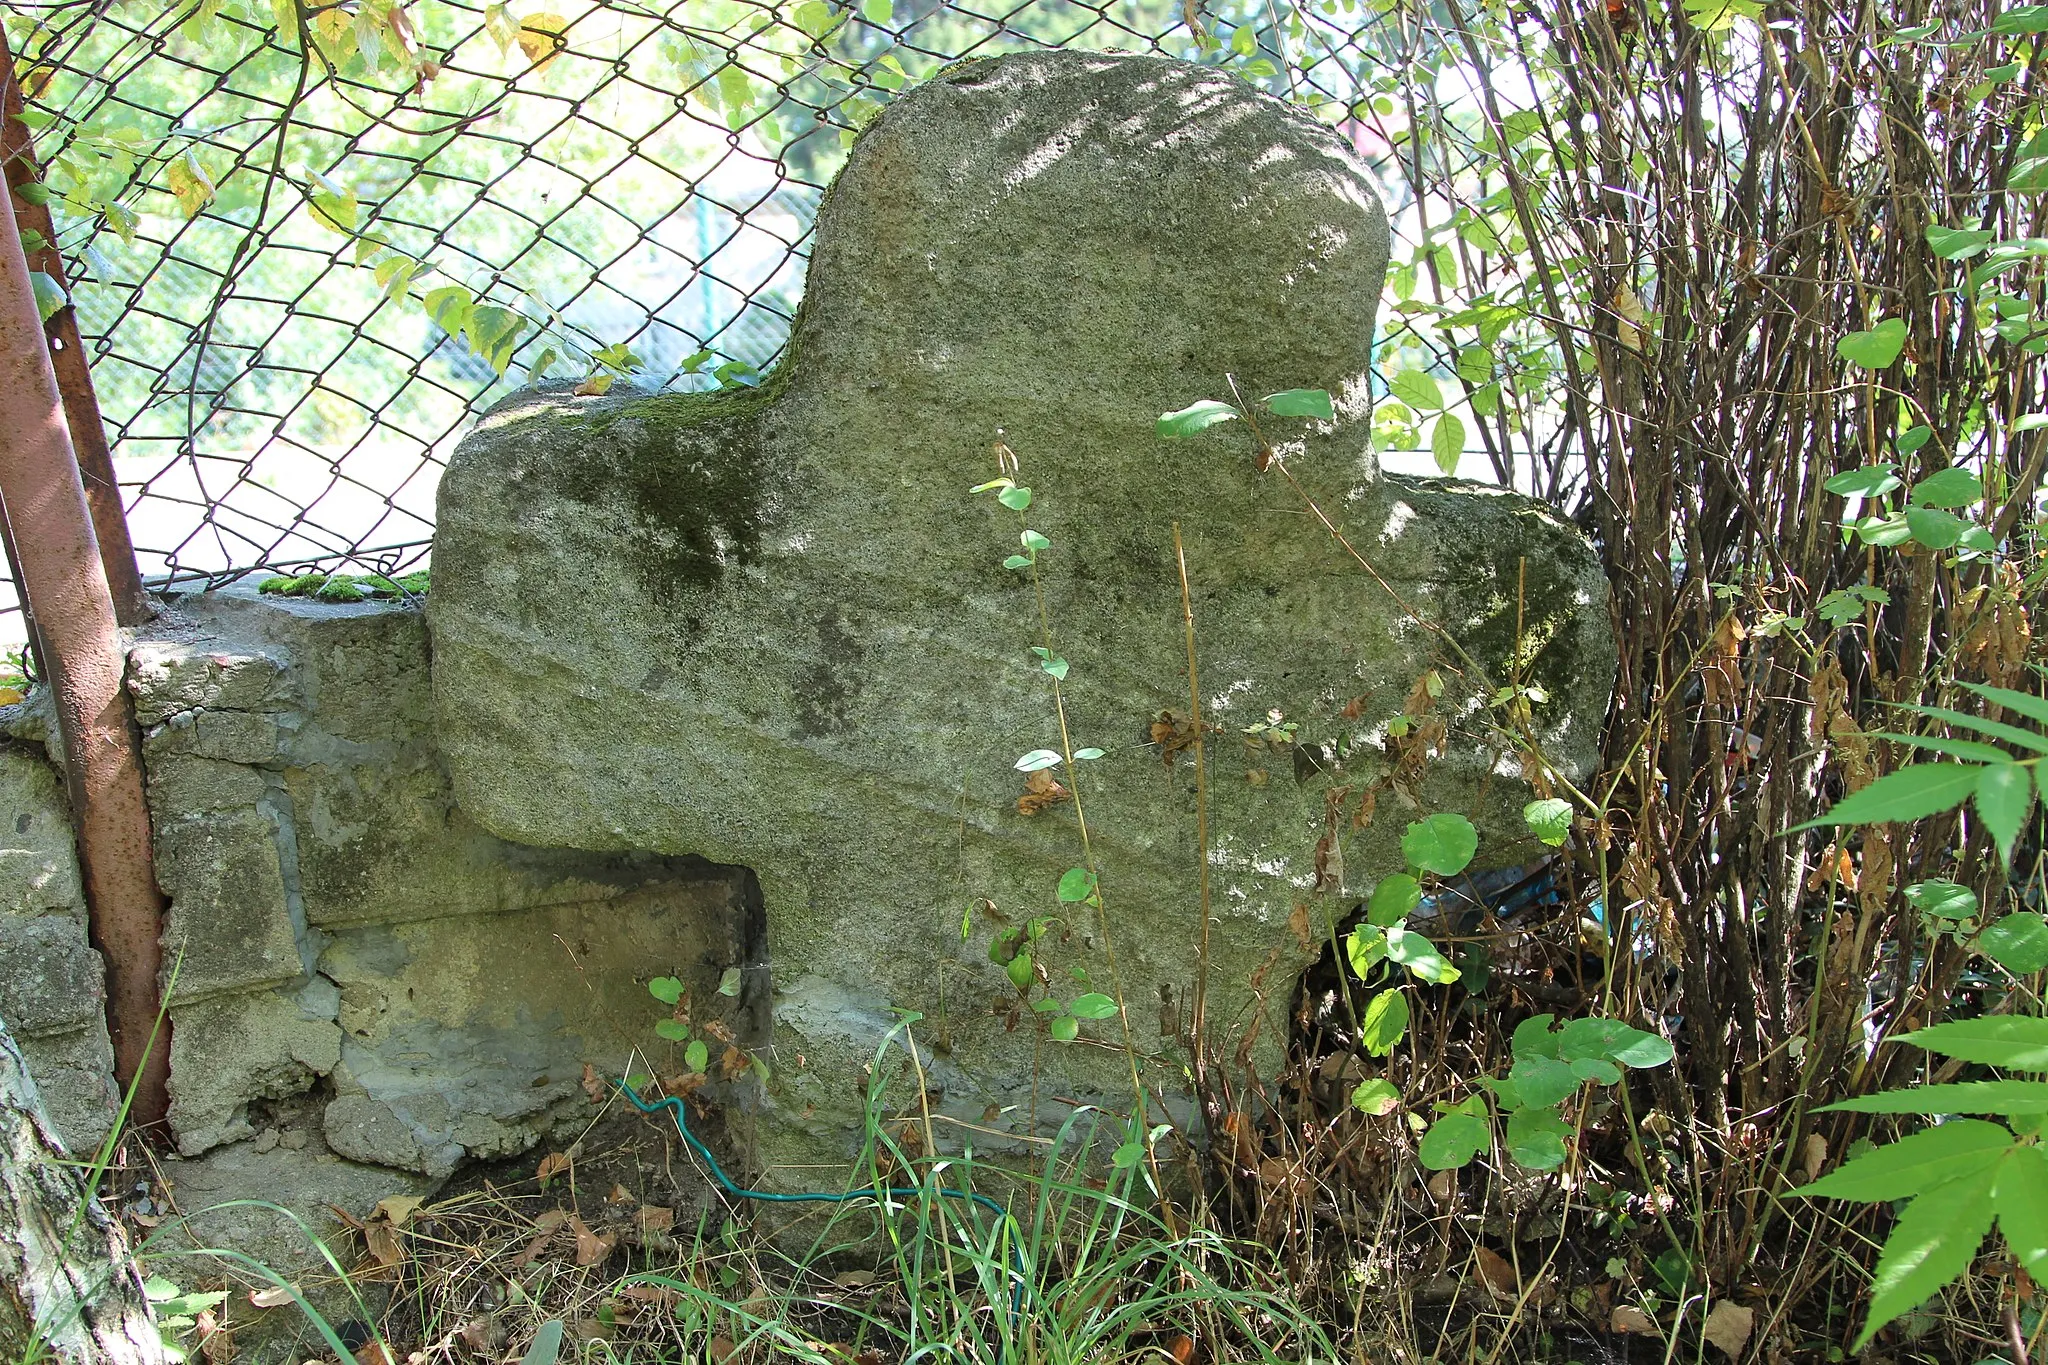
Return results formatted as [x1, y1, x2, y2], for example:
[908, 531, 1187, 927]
[247, 1285, 297, 1309]
[605, 1183, 633, 1205]
[535, 1152, 571, 1185]
[637, 1205, 674, 1234]
[363, 1220, 404, 1267]
[568, 1214, 616, 1266]
[1474, 1246, 1517, 1299]
[1702, 1300, 1754, 1358]
[1611, 1305, 1660, 1336]
[832, 1270, 875, 1289]
[373, 1195, 424, 1226]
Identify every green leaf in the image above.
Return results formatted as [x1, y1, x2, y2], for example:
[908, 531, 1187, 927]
[1111, 1139, 1143, 1168]
[1797, 763, 1983, 828]
[1906, 506, 1967, 549]
[1056, 867, 1098, 903]
[1977, 914, 2048, 974]
[1157, 400, 1241, 438]
[1068, 992, 1117, 1020]
[1048, 1013, 1079, 1042]
[1838, 317, 1908, 370]
[1796, 1119, 2014, 1201]
[1002, 555, 1033, 571]
[1854, 1159, 2003, 1350]
[654, 1019, 691, 1041]
[1030, 646, 1068, 680]
[1927, 225, 1996, 260]
[1020, 529, 1050, 552]
[1263, 388, 1335, 419]
[1505, 1105, 1572, 1169]
[1359, 988, 1410, 1056]
[1996, 1144, 2048, 1282]
[1367, 873, 1422, 927]
[1390, 369, 1445, 411]
[1903, 880, 1979, 919]
[685, 1039, 709, 1073]
[1508, 1055, 1581, 1108]
[1431, 413, 1466, 474]
[1386, 925, 1460, 984]
[28, 271, 65, 322]
[1523, 798, 1573, 847]
[1556, 1017, 1674, 1068]
[997, 485, 1032, 511]
[1345, 926, 1386, 980]
[716, 967, 742, 997]
[1896, 425, 1933, 453]
[1911, 466, 1983, 508]
[1873, 732, 2013, 763]
[521, 1320, 565, 1365]
[1350, 1078, 1400, 1115]
[1511, 1013, 1559, 1059]
[1402, 813, 1478, 876]
[1975, 762, 2033, 864]
[1900, 1016, 2048, 1069]
[1418, 1112, 1489, 1169]
[1570, 1056, 1622, 1084]
[1014, 749, 1063, 772]
[1072, 747, 1106, 760]
[1958, 682, 2048, 731]
[648, 976, 684, 1005]
[1005, 952, 1034, 990]
[1822, 1081, 2048, 1115]
[1894, 703, 2048, 754]
[1826, 465, 1902, 498]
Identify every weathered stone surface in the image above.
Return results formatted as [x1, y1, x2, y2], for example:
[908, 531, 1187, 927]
[0, 743, 121, 1151]
[128, 638, 291, 725]
[0, 743, 82, 916]
[16, 1026, 119, 1153]
[316, 882, 763, 1176]
[109, 589, 759, 1177]
[156, 807, 303, 1005]
[167, 989, 342, 1155]
[429, 51, 1614, 1179]
[0, 915, 108, 1037]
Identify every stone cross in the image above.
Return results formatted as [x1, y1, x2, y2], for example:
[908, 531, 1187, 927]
[429, 50, 1611, 1178]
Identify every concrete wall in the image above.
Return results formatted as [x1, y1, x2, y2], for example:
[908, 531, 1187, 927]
[0, 584, 764, 1268]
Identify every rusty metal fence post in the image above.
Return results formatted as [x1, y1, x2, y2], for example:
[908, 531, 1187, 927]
[0, 155, 169, 1132]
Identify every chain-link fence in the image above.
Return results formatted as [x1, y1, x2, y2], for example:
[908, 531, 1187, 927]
[0, 0, 1399, 652]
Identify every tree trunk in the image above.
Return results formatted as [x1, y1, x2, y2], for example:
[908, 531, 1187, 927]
[0, 1021, 163, 1365]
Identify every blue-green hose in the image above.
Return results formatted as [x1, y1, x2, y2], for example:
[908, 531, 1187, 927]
[613, 1080, 1026, 1327]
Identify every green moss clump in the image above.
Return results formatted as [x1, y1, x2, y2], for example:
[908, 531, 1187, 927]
[257, 570, 430, 602]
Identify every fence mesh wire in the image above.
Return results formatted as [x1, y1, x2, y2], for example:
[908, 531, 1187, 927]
[0, 0, 1393, 649]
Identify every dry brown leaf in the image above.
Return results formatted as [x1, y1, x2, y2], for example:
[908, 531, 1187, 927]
[708, 1339, 736, 1365]
[1702, 1301, 1753, 1358]
[569, 1214, 616, 1267]
[1611, 1305, 1660, 1337]
[535, 1151, 571, 1185]
[247, 1285, 297, 1310]
[1801, 1132, 1827, 1183]
[532, 1207, 572, 1231]
[455, 1318, 498, 1356]
[719, 1045, 750, 1081]
[581, 1064, 605, 1105]
[363, 1221, 404, 1268]
[617, 1284, 677, 1307]
[1287, 902, 1313, 952]
[637, 1204, 674, 1234]
[373, 1195, 424, 1226]
[1474, 1246, 1517, 1300]
[1149, 709, 1202, 765]
[357, 1343, 396, 1365]
[1015, 768, 1071, 815]
[833, 1269, 876, 1289]
[1425, 1169, 1455, 1203]
[605, 1183, 633, 1205]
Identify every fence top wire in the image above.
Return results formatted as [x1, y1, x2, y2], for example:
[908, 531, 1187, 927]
[0, 0, 1395, 651]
